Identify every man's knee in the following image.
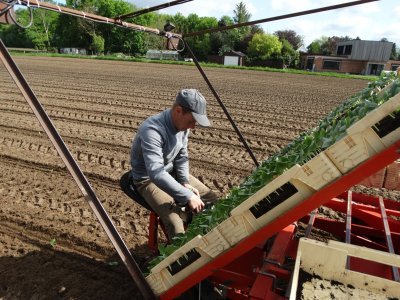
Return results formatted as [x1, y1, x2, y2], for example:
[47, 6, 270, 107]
[163, 212, 185, 239]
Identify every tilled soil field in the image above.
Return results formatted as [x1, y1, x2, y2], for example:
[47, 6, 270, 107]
[0, 56, 369, 299]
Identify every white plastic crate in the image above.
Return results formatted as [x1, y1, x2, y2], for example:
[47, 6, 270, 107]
[348, 91, 400, 148]
[200, 227, 231, 258]
[146, 272, 167, 296]
[230, 165, 315, 231]
[146, 235, 211, 295]
[217, 215, 255, 246]
[297, 152, 342, 190]
[290, 238, 400, 300]
[324, 130, 383, 174]
[146, 229, 230, 295]
[325, 92, 400, 174]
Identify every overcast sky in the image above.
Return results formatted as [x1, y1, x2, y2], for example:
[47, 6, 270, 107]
[128, 0, 400, 49]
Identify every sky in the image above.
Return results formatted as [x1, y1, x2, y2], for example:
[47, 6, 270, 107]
[128, 0, 400, 50]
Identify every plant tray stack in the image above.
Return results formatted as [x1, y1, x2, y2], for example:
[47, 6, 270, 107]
[290, 239, 400, 299]
[146, 152, 342, 295]
[146, 75, 400, 296]
[230, 152, 341, 231]
[325, 92, 400, 174]
[146, 230, 230, 295]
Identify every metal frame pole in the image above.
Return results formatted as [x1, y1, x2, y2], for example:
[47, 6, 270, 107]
[0, 40, 155, 300]
[184, 39, 260, 167]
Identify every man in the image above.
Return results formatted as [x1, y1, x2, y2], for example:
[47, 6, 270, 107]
[130, 89, 218, 239]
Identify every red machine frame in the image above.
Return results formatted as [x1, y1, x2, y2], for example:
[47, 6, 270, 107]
[159, 141, 400, 299]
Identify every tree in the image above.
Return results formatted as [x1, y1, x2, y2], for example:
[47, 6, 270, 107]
[53, 13, 91, 49]
[233, 1, 251, 36]
[247, 33, 282, 61]
[210, 16, 240, 55]
[55, 0, 135, 53]
[307, 36, 352, 55]
[390, 43, 397, 60]
[307, 41, 322, 54]
[0, 8, 32, 48]
[274, 30, 303, 50]
[281, 39, 299, 67]
[320, 36, 352, 55]
[233, 1, 251, 24]
[90, 33, 104, 54]
[235, 25, 264, 54]
[25, 7, 59, 49]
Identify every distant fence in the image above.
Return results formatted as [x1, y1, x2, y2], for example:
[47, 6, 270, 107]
[208, 55, 285, 69]
[8, 48, 47, 53]
[245, 58, 285, 69]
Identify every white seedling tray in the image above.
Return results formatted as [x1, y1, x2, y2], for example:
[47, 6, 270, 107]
[290, 238, 400, 299]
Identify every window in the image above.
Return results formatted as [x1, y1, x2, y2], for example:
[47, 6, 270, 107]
[323, 60, 341, 70]
[337, 44, 352, 55]
[344, 45, 352, 55]
[391, 64, 400, 71]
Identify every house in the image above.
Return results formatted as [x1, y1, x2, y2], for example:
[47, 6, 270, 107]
[208, 51, 246, 66]
[301, 40, 400, 75]
[59, 47, 87, 55]
[222, 51, 246, 66]
[145, 50, 180, 61]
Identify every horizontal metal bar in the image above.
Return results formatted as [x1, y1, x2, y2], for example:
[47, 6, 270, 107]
[184, 0, 378, 38]
[118, 0, 193, 20]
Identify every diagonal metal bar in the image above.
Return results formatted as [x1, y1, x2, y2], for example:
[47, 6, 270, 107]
[184, 0, 378, 37]
[0, 39, 155, 300]
[183, 39, 259, 167]
[117, 0, 193, 20]
[304, 208, 317, 237]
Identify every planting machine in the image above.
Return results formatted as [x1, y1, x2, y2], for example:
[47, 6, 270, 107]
[1, 0, 399, 299]
[142, 93, 400, 299]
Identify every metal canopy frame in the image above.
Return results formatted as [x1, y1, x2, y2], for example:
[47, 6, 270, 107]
[0, 0, 386, 298]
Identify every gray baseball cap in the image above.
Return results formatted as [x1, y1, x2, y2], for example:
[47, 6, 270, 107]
[175, 89, 211, 127]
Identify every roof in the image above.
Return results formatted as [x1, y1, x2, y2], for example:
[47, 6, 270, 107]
[223, 51, 246, 57]
[146, 49, 178, 54]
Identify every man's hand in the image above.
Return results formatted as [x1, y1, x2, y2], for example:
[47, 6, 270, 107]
[183, 183, 200, 197]
[187, 194, 205, 213]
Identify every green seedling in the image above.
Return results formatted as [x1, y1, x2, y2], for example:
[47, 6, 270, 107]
[49, 238, 57, 248]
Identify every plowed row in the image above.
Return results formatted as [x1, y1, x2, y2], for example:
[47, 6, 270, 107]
[0, 56, 367, 299]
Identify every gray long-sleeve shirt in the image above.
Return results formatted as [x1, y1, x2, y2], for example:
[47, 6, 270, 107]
[130, 108, 193, 205]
